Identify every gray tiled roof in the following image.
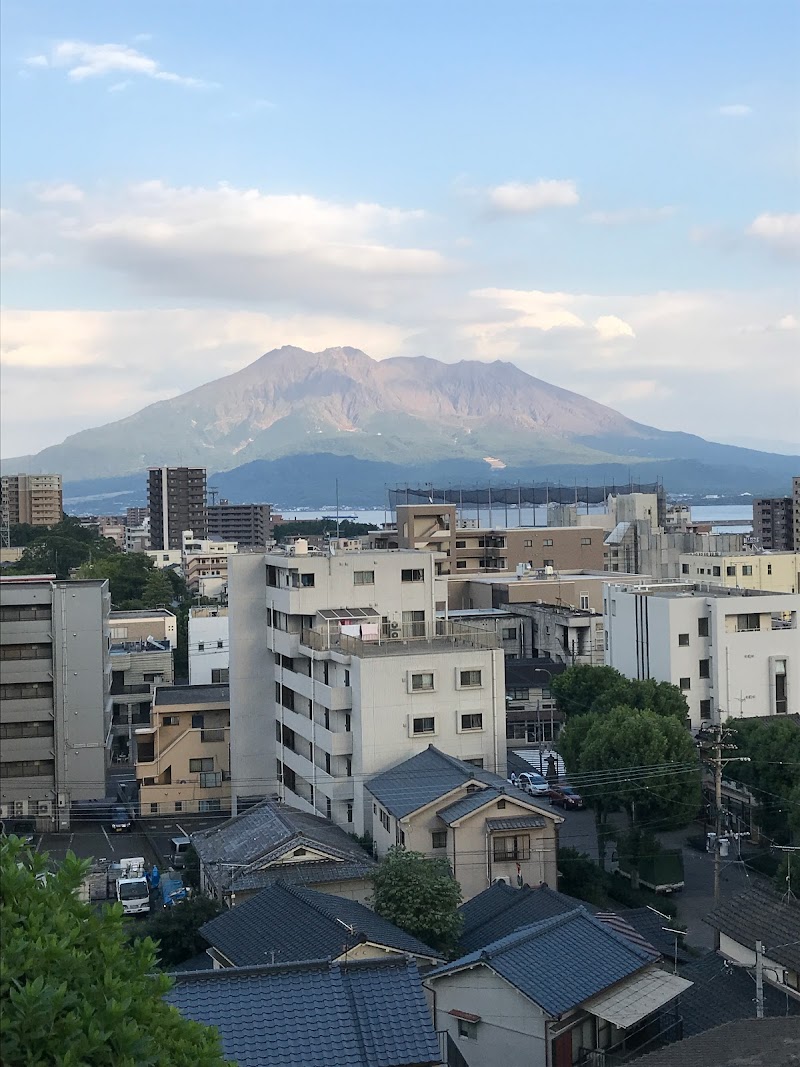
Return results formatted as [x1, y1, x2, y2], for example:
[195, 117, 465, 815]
[676, 952, 800, 1037]
[228, 859, 376, 894]
[200, 883, 441, 966]
[154, 683, 229, 705]
[632, 1018, 800, 1067]
[192, 798, 375, 893]
[166, 957, 442, 1067]
[458, 881, 589, 953]
[437, 787, 504, 825]
[706, 884, 800, 972]
[605, 907, 692, 966]
[366, 744, 507, 819]
[428, 907, 656, 1016]
[485, 814, 547, 832]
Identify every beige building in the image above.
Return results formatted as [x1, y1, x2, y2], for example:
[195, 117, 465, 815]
[1, 474, 63, 527]
[679, 551, 800, 594]
[366, 746, 562, 901]
[136, 684, 230, 815]
[109, 607, 178, 648]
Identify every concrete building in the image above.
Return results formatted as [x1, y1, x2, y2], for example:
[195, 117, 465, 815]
[604, 582, 799, 728]
[109, 638, 174, 765]
[147, 467, 207, 550]
[109, 607, 178, 648]
[124, 522, 150, 553]
[448, 568, 644, 616]
[136, 684, 230, 815]
[795, 477, 800, 555]
[753, 493, 795, 551]
[0, 575, 110, 829]
[188, 606, 229, 685]
[679, 551, 800, 594]
[207, 502, 273, 548]
[1, 473, 63, 527]
[228, 545, 506, 834]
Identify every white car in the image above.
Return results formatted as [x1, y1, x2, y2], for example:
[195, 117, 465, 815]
[511, 771, 550, 797]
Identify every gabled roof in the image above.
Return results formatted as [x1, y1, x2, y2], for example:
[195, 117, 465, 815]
[706, 884, 800, 972]
[458, 881, 592, 954]
[437, 787, 505, 824]
[632, 1018, 800, 1067]
[597, 907, 692, 966]
[427, 906, 658, 1017]
[166, 956, 442, 1067]
[192, 798, 375, 893]
[366, 745, 509, 819]
[199, 883, 441, 966]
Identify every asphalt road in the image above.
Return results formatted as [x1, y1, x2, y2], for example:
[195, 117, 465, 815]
[34, 821, 159, 869]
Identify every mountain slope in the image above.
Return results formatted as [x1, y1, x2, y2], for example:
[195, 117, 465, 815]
[5, 346, 798, 484]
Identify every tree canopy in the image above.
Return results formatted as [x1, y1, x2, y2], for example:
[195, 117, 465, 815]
[9, 517, 120, 581]
[552, 665, 688, 722]
[134, 896, 223, 968]
[0, 837, 229, 1067]
[77, 552, 158, 608]
[371, 847, 462, 954]
[725, 716, 800, 843]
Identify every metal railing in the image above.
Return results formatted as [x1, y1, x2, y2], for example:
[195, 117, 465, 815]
[578, 1015, 683, 1066]
[301, 620, 499, 657]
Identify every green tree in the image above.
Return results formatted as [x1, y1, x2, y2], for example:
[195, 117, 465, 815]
[725, 717, 800, 843]
[550, 665, 630, 718]
[9, 523, 39, 547]
[371, 847, 462, 954]
[142, 569, 176, 609]
[134, 896, 223, 968]
[0, 837, 229, 1067]
[556, 848, 608, 907]
[78, 552, 156, 606]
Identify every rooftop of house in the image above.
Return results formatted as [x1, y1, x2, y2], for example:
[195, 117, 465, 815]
[427, 907, 678, 1020]
[455, 568, 632, 586]
[200, 883, 441, 967]
[632, 1018, 800, 1067]
[192, 798, 375, 894]
[366, 745, 510, 820]
[166, 956, 441, 1067]
[609, 582, 795, 600]
[706, 884, 800, 972]
[153, 683, 230, 706]
[109, 608, 177, 619]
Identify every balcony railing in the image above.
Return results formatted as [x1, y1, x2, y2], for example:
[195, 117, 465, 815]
[578, 1014, 682, 1066]
[201, 729, 226, 743]
[301, 620, 499, 658]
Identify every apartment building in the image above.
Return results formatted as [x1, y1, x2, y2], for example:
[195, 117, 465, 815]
[188, 606, 229, 685]
[0, 576, 110, 829]
[109, 607, 178, 648]
[794, 477, 800, 553]
[109, 638, 174, 765]
[207, 502, 274, 548]
[147, 467, 207, 550]
[679, 551, 800, 593]
[1, 473, 63, 527]
[136, 684, 230, 815]
[604, 582, 799, 728]
[228, 545, 506, 835]
[753, 494, 795, 551]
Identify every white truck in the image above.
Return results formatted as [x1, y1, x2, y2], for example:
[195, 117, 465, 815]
[108, 857, 151, 915]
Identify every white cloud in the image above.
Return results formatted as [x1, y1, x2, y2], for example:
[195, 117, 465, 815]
[35, 183, 84, 203]
[584, 206, 675, 225]
[486, 179, 579, 215]
[718, 104, 753, 117]
[594, 315, 636, 340]
[25, 39, 212, 89]
[777, 314, 799, 330]
[746, 212, 800, 256]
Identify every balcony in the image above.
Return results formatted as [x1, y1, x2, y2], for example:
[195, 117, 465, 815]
[110, 682, 152, 696]
[289, 669, 351, 710]
[201, 729, 226, 743]
[301, 620, 499, 658]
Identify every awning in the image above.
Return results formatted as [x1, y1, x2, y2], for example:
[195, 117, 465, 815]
[583, 968, 692, 1029]
[448, 1009, 481, 1023]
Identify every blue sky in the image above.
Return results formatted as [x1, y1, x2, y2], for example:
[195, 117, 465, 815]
[1, 0, 798, 457]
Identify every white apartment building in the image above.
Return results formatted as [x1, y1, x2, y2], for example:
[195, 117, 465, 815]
[228, 543, 506, 835]
[188, 606, 229, 685]
[604, 582, 798, 728]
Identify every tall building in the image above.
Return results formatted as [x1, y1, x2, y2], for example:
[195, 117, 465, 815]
[794, 476, 800, 553]
[0, 576, 111, 829]
[147, 467, 207, 550]
[228, 544, 506, 834]
[207, 502, 273, 548]
[1, 474, 63, 527]
[604, 581, 799, 728]
[754, 494, 794, 551]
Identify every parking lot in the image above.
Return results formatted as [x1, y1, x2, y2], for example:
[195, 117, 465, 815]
[34, 820, 159, 869]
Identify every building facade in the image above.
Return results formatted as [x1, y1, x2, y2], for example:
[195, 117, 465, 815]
[0, 576, 110, 829]
[147, 467, 207, 550]
[207, 502, 273, 548]
[188, 607, 229, 685]
[753, 494, 795, 551]
[679, 551, 800, 594]
[109, 607, 178, 647]
[604, 582, 799, 728]
[1, 473, 63, 527]
[109, 640, 174, 765]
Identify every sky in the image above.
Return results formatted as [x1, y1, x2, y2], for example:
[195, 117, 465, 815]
[1, 0, 799, 459]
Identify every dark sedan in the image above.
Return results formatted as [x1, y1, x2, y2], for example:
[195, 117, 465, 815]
[548, 785, 585, 810]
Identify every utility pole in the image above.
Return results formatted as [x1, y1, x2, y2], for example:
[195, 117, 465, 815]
[755, 940, 764, 1019]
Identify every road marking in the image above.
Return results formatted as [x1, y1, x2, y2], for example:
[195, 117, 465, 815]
[101, 826, 115, 853]
[35, 834, 44, 852]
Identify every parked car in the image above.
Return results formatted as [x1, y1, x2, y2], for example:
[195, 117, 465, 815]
[514, 771, 551, 797]
[110, 807, 133, 833]
[548, 785, 585, 810]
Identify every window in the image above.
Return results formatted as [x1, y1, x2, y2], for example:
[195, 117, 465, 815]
[457, 1019, 478, 1040]
[681, 564, 690, 575]
[581, 537, 592, 545]
[217, 639, 224, 649]
[200, 770, 223, 788]
[767, 564, 773, 575]
[579, 594, 590, 611]
[300, 573, 315, 587]
[493, 835, 530, 861]
[678, 633, 690, 647]
[344, 669, 350, 686]
[211, 668, 229, 683]
[402, 609, 425, 637]
[455, 540, 466, 549]
[461, 713, 483, 731]
[198, 642, 205, 652]
[346, 802, 353, 823]
[700, 699, 712, 718]
[736, 613, 761, 632]
[199, 799, 221, 813]
[679, 678, 691, 691]
[742, 565, 752, 577]
[775, 659, 788, 715]
[497, 799, 506, 809]
[346, 758, 352, 778]
[353, 570, 374, 585]
[190, 757, 214, 772]
[0, 759, 54, 778]
[524, 539, 533, 548]
[712, 566, 721, 577]
[326, 798, 332, 819]
[412, 716, 435, 735]
[380, 809, 391, 832]
[325, 753, 331, 774]
[543, 539, 553, 547]
[502, 627, 517, 640]
[150, 803, 159, 814]
[0, 605, 51, 622]
[0, 643, 50, 661]
[698, 618, 709, 638]
[543, 559, 554, 568]
[163, 715, 180, 726]
[431, 830, 447, 849]
[456, 560, 467, 569]
[0, 721, 54, 739]
[463, 758, 484, 768]
[191, 713, 204, 729]
[0, 682, 54, 701]
[174, 802, 183, 812]
[411, 672, 435, 691]
[401, 569, 424, 583]
[726, 566, 736, 577]
[460, 669, 482, 687]
[699, 659, 710, 679]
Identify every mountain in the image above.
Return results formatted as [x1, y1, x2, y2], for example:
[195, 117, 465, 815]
[6, 347, 798, 498]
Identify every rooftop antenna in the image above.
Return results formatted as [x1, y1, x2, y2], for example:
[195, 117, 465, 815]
[208, 486, 219, 506]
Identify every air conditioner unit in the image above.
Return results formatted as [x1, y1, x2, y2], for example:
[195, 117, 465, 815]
[37, 800, 52, 816]
[389, 622, 401, 638]
[492, 876, 510, 886]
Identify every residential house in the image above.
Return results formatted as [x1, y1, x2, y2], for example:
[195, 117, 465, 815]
[365, 746, 562, 901]
[188, 606, 229, 685]
[633, 1018, 800, 1067]
[199, 882, 442, 968]
[136, 684, 230, 816]
[425, 907, 692, 1067]
[706, 884, 800, 1000]
[165, 956, 442, 1067]
[192, 797, 376, 904]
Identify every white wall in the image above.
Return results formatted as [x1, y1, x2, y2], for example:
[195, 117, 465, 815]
[189, 613, 229, 685]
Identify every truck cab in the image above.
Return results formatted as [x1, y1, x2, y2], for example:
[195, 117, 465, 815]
[110, 857, 151, 915]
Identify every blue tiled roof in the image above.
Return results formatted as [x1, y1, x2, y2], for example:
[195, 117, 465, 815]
[677, 952, 800, 1037]
[166, 956, 442, 1067]
[366, 745, 507, 819]
[458, 881, 588, 953]
[437, 787, 504, 825]
[200, 883, 441, 966]
[427, 906, 655, 1017]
